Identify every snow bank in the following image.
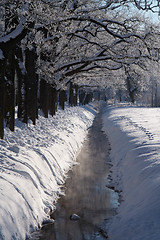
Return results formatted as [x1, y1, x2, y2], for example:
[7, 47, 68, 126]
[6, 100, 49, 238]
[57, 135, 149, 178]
[102, 105, 160, 240]
[0, 103, 97, 240]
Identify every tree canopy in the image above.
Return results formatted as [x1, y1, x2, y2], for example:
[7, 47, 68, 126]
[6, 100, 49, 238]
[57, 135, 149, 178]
[0, 0, 159, 88]
[0, 0, 159, 138]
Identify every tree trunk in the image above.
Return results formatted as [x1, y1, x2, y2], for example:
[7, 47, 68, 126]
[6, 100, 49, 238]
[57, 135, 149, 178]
[129, 91, 135, 104]
[126, 76, 135, 103]
[15, 46, 28, 123]
[84, 92, 92, 105]
[25, 47, 38, 125]
[69, 82, 74, 106]
[0, 59, 6, 139]
[79, 89, 85, 105]
[49, 87, 58, 116]
[5, 50, 15, 131]
[59, 90, 66, 110]
[73, 84, 78, 106]
[40, 79, 49, 118]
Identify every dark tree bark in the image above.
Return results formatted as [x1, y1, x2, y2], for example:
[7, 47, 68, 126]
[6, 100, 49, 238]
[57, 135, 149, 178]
[5, 50, 15, 131]
[126, 76, 137, 104]
[0, 59, 6, 139]
[69, 82, 74, 107]
[59, 90, 66, 110]
[69, 82, 78, 106]
[0, 18, 34, 130]
[98, 91, 100, 101]
[15, 46, 28, 123]
[49, 87, 58, 116]
[25, 47, 38, 125]
[79, 89, 85, 105]
[84, 92, 93, 105]
[0, 21, 34, 57]
[73, 84, 78, 106]
[40, 79, 49, 118]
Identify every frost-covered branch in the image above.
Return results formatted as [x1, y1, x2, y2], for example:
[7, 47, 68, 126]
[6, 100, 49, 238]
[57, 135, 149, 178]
[0, 17, 34, 56]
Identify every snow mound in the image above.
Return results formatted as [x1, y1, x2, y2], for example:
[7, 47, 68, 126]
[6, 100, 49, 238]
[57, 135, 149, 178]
[102, 105, 160, 240]
[0, 103, 97, 240]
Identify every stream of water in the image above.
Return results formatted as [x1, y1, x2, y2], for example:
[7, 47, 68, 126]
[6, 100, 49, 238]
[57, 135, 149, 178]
[30, 109, 118, 240]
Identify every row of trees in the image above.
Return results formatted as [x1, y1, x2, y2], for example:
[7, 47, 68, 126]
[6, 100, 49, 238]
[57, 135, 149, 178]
[0, 0, 159, 138]
[0, 74, 94, 139]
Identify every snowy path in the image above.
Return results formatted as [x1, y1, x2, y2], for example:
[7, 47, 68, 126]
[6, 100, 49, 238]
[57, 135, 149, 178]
[30, 109, 118, 240]
[102, 105, 160, 240]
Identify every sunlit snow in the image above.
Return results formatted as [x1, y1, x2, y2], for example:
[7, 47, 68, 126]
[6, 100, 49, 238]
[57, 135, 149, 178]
[102, 104, 160, 240]
[1, 102, 160, 240]
[0, 104, 97, 240]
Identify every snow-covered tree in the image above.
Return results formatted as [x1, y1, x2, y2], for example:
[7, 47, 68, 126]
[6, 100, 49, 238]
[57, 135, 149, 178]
[0, 0, 159, 138]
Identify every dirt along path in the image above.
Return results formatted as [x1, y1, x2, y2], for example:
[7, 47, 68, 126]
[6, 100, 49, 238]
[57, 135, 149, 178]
[31, 106, 118, 240]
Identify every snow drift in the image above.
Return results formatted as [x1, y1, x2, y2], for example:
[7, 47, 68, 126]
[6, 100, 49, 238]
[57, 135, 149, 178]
[102, 105, 160, 240]
[0, 104, 97, 240]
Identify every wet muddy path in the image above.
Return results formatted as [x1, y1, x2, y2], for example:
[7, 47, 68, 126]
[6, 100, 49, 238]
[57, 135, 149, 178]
[31, 109, 118, 240]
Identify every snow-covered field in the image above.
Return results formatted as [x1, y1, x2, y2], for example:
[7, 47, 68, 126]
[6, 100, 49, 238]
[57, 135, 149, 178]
[102, 104, 160, 240]
[0, 104, 97, 240]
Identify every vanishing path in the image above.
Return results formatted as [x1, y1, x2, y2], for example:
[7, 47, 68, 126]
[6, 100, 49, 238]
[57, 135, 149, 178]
[32, 107, 118, 240]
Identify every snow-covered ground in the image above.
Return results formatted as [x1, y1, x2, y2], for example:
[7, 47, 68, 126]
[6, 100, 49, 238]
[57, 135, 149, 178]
[1, 101, 160, 240]
[102, 104, 160, 240]
[0, 103, 97, 240]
